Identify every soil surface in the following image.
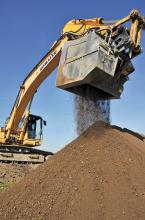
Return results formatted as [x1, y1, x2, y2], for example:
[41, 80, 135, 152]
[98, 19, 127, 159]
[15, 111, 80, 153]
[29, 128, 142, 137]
[0, 163, 37, 185]
[0, 121, 145, 220]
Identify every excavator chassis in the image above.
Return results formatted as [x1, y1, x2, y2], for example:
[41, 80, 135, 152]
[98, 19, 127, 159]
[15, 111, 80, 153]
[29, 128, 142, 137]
[0, 146, 53, 163]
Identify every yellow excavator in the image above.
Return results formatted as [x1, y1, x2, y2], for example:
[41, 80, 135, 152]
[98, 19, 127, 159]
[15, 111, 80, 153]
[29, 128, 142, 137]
[0, 9, 144, 163]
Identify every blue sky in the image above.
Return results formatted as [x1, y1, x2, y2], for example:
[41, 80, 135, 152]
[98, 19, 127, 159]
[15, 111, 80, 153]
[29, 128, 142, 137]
[0, 0, 145, 152]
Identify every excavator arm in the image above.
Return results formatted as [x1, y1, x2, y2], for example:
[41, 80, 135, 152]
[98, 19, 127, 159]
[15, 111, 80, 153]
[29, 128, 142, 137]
[63, 9, 145, 54]
[0, 9, 144, 147]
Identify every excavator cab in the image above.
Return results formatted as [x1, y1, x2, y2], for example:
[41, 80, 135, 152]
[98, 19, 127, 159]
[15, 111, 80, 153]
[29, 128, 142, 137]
[23, 114, 46, 146]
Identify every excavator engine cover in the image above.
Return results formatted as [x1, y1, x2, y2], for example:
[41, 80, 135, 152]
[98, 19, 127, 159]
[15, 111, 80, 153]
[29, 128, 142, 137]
[56, 31, 134, 99]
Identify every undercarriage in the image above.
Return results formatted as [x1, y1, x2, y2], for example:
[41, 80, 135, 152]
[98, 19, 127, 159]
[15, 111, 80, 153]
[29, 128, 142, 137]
[0, 145, 53, 163]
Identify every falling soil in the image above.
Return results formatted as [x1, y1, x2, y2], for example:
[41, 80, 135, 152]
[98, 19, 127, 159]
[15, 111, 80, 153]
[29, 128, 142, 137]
[0, 121, 145, 220]
[74, 87, 110, 135]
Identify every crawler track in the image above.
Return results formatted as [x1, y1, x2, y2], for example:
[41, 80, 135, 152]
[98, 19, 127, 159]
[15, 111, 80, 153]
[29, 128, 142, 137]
[0, 145, 53, 163]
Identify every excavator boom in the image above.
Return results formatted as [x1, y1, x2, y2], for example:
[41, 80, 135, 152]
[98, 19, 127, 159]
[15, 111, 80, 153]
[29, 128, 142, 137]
[6, 36, 68, 135]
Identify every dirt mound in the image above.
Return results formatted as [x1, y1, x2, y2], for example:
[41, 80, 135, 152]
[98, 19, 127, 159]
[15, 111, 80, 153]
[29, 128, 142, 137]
[0, 121, 145, 220]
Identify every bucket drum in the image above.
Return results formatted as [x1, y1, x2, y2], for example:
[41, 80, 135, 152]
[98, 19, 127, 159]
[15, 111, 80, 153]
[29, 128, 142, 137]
[56, 31, 134, 99]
